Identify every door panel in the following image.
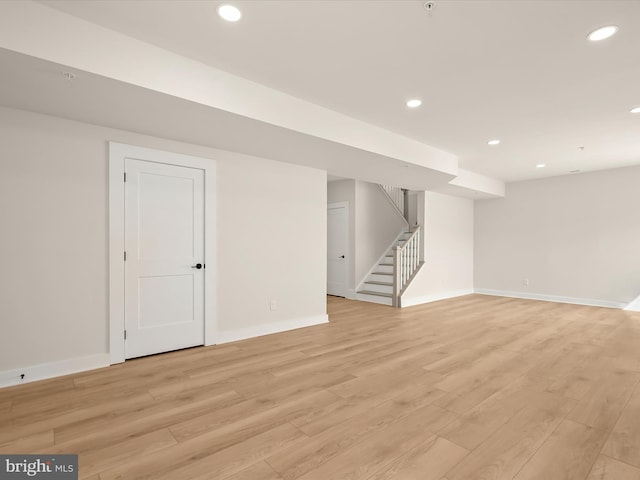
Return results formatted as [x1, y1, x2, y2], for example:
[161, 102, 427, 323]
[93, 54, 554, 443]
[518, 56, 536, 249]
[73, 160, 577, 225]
[125, 158, 205, 359]
[138, 275, 194, 328]
[327, 203, 348, 297]
[138, 172, 195, 260]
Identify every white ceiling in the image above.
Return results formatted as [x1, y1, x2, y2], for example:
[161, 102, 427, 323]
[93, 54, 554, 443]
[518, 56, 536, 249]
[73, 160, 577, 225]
[37, 0, 640, 183]
[0, 47, 461, 192]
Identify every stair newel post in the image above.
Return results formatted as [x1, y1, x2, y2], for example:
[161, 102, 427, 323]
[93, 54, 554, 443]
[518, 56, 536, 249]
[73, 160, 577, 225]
[411, 235, 415, 272]
[407, 236, 416, 275]
[402, 188, 409, 222]
[392, 245, 401, 307]
[404, 248, 408, 284]
[415, 233, 419, 269]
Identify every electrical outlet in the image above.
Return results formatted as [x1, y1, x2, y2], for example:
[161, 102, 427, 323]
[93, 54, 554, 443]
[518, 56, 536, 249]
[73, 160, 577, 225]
[270, 299, 277, 311]
[523, 278, 529, 286]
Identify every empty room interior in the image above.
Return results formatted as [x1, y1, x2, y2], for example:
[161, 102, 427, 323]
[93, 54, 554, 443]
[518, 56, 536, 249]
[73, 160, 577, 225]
[2, 1, 640, 479]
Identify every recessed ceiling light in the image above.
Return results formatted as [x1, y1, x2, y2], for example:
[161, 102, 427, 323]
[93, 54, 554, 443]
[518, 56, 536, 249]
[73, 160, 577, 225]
[487, 139, 500, 146]
[536, 164, 546, 168]
[218, 4, 242, 22]
[631, 106, 640, 114]
[587, 25, 618, 42]
[406, 99, 422, 108]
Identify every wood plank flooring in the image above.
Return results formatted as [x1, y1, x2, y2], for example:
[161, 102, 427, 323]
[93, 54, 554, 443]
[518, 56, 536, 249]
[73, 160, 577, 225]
[2, 294, 640, 479]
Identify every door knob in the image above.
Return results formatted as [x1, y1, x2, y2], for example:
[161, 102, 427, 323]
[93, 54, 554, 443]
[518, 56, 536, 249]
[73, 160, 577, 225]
[339, 255, 345, 259]
[191, 263, 203, 269]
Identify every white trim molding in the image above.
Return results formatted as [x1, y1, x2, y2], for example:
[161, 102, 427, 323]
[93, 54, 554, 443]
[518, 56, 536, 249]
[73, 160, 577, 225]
[0, 354, 110, 389]
[400, 289, 474, 308]
[215, 315, 329, 345]
[109, 142, 217, 364]
[474, 289, 626, 309]
[624, 295, 640, 311]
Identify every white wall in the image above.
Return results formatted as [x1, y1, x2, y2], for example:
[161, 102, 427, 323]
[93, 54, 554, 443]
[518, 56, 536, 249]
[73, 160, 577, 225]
[475, 166, 640, 308]
[0, 106, 327, 384]
[401, 191, 474, 307]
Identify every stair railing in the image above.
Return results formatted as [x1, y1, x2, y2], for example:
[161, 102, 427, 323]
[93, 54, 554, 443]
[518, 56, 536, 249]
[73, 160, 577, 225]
[392, 226, 421, 307]
[380, 185, 408, 222]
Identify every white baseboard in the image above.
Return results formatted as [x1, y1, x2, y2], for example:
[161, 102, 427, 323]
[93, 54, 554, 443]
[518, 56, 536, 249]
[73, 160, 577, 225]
[345, 289, 357, 300]
[474, 289, 626, 309]
[355, 292, 393, 306]
[215, 314, 329, 345]
[0, 353, 111, 389]
[624, 295, 640, 312]
[401, 289, 474, 308]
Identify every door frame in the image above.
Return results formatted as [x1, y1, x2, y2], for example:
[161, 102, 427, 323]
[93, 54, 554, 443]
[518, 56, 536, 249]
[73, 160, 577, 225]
[108, 142, 217, 364]
[327, 201, 349, 297]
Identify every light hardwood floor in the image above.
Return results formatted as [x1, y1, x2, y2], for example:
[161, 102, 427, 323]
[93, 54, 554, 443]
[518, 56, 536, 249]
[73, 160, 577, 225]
[2, 294, 640, 479]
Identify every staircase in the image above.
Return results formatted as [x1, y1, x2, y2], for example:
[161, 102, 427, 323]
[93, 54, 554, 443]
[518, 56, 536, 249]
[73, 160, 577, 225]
[356, 231, 413, 306]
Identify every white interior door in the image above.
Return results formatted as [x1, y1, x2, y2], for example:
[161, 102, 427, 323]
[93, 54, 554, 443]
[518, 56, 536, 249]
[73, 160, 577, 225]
[327, 202, 348, 297]
[124, 158, 205, 359]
